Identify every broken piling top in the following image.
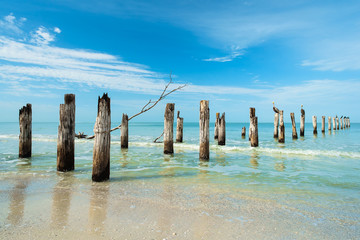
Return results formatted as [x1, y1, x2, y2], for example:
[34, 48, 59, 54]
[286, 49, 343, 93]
[57, 94, 75, 172]
[92, 93, 111, 182]
[199, 100, 210, 161]
[19, 103, 32, 158]
[164, 103, 175, 154]
[300, 105, 305, 137]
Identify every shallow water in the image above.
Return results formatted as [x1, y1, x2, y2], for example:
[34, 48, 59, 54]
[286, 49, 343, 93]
[0, 122, 359, 238]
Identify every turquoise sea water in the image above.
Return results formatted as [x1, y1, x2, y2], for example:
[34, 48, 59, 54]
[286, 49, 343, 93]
[0, 121, 360, 233]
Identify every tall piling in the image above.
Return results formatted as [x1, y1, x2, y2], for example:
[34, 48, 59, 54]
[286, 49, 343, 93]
[57, 94, 75, 171]
[312, 116, 317, 135]
[199, 100, 210, 160]
[92, 94, 111, 182]
[218, 113, 226, 145]
[336, 116, 339, 130]
[176, 111, 184, 143]
[164, 103, 175, 154]
[19, 104, 32, 158]
[214, 112, 220, 140]
[274, 112, 279, 138]
[300, 107, 305, 137]
[328, 117, 331, 131]
[249, 108, 258, 147]
[290, 113, 298, 139]
[278, 110, 285, 143]
[321, 116, 325, 133]
[333, 117, 336, 130]
[340, 117, 343, 129]
[121, 114, 129, 148]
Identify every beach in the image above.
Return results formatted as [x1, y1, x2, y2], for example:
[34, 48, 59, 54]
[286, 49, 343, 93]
[1, 122, 360, 239]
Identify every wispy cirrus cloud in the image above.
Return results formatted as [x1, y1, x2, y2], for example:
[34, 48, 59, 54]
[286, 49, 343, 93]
[0, 13, 26, 35]
[203, 51, 243, 62]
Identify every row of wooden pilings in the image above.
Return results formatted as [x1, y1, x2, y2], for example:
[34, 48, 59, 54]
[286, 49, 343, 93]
[18, 94, 350, 182]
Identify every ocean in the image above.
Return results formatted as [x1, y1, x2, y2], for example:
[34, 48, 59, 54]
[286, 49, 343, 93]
[0, 121, 359, 239]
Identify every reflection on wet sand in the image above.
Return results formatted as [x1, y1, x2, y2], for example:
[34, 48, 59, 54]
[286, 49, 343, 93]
[51, 173, 75, 228]
[250, 151, 259, 169]
[214, 151, 227, 167]
[88, 183, 109, 235]
[7, 177, 30, 226]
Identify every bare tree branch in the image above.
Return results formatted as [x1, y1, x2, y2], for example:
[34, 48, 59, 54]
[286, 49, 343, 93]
[75, 73, 187, 140]
[153, 131, 164, 143]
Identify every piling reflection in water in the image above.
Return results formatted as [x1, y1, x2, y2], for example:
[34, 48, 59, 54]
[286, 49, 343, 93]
[51, 173, 75, 228]
[88, 183, 109, 235]
[120, 148, 129, 168]
[250, 151, 259, 169]
[7, 177, 30, 226]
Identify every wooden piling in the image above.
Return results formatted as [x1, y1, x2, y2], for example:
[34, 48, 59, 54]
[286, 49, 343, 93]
[199, 100, 210, 160]
[348, 117, 350, 128]
[312, 116, 317, 135]
[278, 110, 285, 143]
[321, 116, 325, 133]
[273, 112, 279, 138]
[333, 117, 336, 130]
[241, 127, 246, 138]
[218, 113, 226, 145]
[214, 112, 220, 140]
[340, 117, 343, 129]
[19, 104, 32, 158]
[336, 116, 339, 130]
[300, 107, 305, 137]
[57, 94, 75, 171]
[328, 117, 331, 131]
[92, 94, 111, 182]
[249, 108, 258, 147]
[176, 111, 184, 143]
[121, 113, 129, 148]
[164, 103, 175, 154]
[290, 113, 298, 139]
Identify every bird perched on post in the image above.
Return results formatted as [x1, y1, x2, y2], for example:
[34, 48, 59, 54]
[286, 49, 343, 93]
[301, 105, 305, 116]
[272, 101, 280, 113]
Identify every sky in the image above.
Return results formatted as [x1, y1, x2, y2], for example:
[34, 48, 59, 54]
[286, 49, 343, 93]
[0, 0, 359, 123]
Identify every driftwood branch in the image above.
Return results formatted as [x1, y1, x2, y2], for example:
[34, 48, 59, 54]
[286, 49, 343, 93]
[153, 132, 164, 143]
[76, 73, 187, 140]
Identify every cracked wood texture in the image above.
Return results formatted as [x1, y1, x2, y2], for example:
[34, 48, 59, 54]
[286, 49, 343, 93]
[57, 94, 75, 172]
[290, 112, 298, 140]
[121, 114, 128, 149]
[214, 112, 220, 140]
[273, 112, 279, 138]
[218, 113, 226, 146]
[312, 116, 318, 135]
[199, 100, 209, 160]
[164, 103, 175, 154]
[176, 111, 183, 143]
[19, 104, 32, 158]
[278, 110, 285, 143]
[92, 93, 111, 182]
[249, 108, 258, 147]
[300, 108, 305, 137]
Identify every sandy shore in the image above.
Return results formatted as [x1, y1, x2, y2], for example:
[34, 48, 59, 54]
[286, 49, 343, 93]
[0, 172, 359, 240]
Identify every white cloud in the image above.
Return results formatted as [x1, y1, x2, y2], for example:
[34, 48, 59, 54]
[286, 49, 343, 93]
[30, 26, 56, 45]
[54, 27, 61, 34]
[203, 52, 243, 62]
[0, 13, 26, 34]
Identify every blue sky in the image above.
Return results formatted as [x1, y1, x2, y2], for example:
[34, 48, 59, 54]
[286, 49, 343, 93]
[0, 0, 359, 123]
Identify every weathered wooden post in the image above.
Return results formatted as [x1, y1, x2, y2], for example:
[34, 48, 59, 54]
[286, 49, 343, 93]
[321, 116, 325, 133]
[336, 116, 339, 130]
[19, 104, 32, 158]
[332, 117, 336, 130]
[300, 106, 305, 137]
[249, 108, 258, 147]
[121, 113, 129, 148]
[214, 112, 220, 140]
[92, 94, 111, 182]
[176, 111, 183, 143]
[274, 112, 279, 138]
[312, 116, 317, 135]
[57, 94, 75, 171]
[348, 117, 351, 128]
[340, 117, 343, 129]
[278, 110, 285, 143]
[290, 113, 298, 139]
[328, 117, 331, 131]
[241, 127, 246, 138]
[164, 103, 175, 154]
[218, 113, 226, 145]
[199, 100, 210, 160]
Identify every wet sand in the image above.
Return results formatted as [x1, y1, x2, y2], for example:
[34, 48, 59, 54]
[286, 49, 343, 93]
[0, 172, 359, 240]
